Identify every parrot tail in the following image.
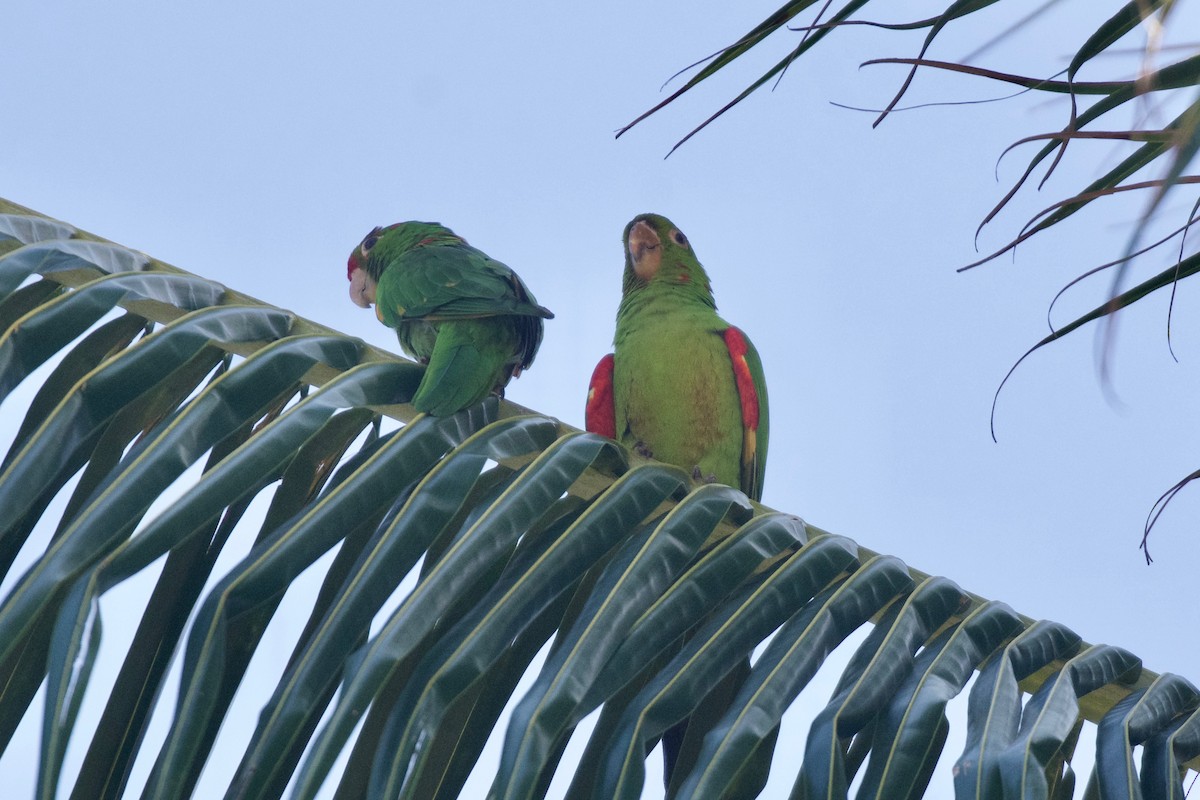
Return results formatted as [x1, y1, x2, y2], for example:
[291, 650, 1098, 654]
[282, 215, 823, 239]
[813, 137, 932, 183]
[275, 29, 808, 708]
[411, 319, 514, 416]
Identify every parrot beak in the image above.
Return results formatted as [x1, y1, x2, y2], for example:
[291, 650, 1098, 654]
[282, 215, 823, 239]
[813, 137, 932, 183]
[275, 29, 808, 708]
[348, 267, 376, 308]
[627, 220, 662, 281]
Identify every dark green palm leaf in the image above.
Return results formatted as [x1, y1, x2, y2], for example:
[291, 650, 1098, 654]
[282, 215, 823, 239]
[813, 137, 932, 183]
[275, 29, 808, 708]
[0, 239, 149, 298]
[856, 600, 1026, 799]
[1139, 686, 1200, 800]
[492, 483, 752, 800]
[1094, 674, 1200, 800]
[226, 413, 562, 800]
[0, 213, 76, 246]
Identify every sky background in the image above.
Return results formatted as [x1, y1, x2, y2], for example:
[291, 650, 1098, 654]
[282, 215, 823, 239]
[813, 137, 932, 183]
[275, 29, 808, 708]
[3, 1, 1200, 797]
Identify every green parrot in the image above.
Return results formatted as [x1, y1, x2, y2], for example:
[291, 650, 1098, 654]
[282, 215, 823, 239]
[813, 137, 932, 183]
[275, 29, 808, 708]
[586, 212, 768, 501]
[585, 212, 772, 792]
[347, 221, 553, 416]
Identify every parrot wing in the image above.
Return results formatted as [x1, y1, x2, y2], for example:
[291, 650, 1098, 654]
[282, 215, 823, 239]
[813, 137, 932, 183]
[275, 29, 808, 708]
[375, 243, 553, 372]
[585, 353, 616, 439]
[374, 244, 552, 321]
[723, 327, 768, 502]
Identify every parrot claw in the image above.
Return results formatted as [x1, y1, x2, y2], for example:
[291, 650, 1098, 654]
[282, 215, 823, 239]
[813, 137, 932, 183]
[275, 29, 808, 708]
[691, 466, 718, 485]
[634, 441, 655, 459]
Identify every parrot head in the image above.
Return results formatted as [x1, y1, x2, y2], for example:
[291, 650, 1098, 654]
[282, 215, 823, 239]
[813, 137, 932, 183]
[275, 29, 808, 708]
[621, 213, 712, 298]
[347, 225, 386, 309]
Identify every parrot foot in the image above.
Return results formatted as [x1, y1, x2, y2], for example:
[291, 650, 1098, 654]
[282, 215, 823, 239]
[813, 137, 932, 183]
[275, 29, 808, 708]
[634, 441, 655, 459]
[691, 466, 718, 485]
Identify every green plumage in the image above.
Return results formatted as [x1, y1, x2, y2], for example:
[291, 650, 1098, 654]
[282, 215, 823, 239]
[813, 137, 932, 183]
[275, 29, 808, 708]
[348, 221, 552, 416]
[612, 213, 768, 499]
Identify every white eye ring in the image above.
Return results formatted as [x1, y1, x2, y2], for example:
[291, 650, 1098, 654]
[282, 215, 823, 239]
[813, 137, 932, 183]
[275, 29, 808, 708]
[672, 230, 688, 246]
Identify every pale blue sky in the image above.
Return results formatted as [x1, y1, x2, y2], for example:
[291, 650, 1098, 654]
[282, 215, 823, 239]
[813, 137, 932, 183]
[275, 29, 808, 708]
[3, 1, 1199, 797]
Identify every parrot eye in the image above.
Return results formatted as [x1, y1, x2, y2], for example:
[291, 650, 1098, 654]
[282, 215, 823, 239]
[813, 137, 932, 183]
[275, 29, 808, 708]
[360, 227, 383, 257]
[671, 230, 688, 247]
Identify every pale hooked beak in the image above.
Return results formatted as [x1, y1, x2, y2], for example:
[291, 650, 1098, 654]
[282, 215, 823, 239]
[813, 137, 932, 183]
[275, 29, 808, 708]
[348, 267, 376, 308]
[627, 220, 662, 281]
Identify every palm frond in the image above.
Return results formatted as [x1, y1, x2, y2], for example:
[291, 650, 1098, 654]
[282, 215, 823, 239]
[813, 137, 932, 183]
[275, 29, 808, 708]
[1, 198, 1197, 798]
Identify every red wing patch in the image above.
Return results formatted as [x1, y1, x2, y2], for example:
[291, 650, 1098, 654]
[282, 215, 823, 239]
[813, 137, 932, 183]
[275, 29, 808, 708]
[724, 327, 761, 498]
[723, 328, 759, 431]
[585, 354, 616, 439]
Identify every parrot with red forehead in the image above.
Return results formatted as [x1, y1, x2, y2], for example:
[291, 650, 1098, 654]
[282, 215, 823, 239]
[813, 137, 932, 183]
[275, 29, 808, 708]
[586, 212, 768, 501]
[347, 221, 553, 415]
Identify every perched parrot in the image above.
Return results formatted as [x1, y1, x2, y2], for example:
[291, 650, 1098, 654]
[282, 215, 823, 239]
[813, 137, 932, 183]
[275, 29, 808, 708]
[586, 212, 773, 793]
[586, 212, 768, 500]
[347, 221, 553, 416]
